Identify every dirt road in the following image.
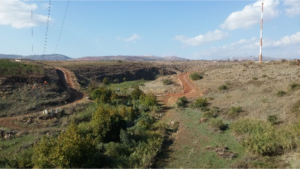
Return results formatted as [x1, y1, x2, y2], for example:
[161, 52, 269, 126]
[162, 72, 201, 106]
[0, 67, 86, 131]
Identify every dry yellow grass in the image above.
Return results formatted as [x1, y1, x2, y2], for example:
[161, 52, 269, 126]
[194, 62, 300, 122]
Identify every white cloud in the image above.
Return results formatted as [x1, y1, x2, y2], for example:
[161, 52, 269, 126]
[41, 3, 51, 9]
[175, 29, 229, 46]
[284, 0, 300, 16]
[220, 0, 279, 30]
[194, 32, 300, 59]
[125, 34, 141, 42]
[0, 0, 49, 28]
[116, 34, 141, 43]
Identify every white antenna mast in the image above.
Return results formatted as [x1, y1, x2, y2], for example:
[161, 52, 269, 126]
[259, 1, 264, 63]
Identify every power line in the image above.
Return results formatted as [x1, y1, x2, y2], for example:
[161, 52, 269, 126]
[43, 0, 52, 59]
[54, 0, 70, 54]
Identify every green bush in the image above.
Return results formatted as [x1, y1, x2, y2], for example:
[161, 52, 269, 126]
[91, 87, 112, 103]
[267, 115, 278, 125]
[140, 93, 157, 107]
[289, 82, 300, 90]
[102, 77, 110, 86]
[261, 74, 268, 78]
[252, 77, 258, 80]
[276, 90, 286, 97]
[190, 72, 203, 81]
[176, 97, 188, 107]
[227, 106, 243, 119]
[191, 98, 209, 109]
[131, 86, 144, 100]
[218, 85, 228, 91]
[209, 119, 227, 131]
[231, 119, 300, 156]
[202, 107, 220, 118]
[162, 79, 173, 85]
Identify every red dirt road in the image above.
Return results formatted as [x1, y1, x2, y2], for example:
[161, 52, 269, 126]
[162, 72, 202, 106]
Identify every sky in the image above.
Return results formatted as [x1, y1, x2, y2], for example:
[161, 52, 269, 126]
[0, 0, 299, 60]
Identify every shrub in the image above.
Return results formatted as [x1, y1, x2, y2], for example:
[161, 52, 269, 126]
[191, 98, 209, 109]
[227, 106, 243, 119]
[209, 119, 227, 131]
[103, 77, 110, 86]
[91, 87, 112, 103]
[262, 74, 268, 78]
[218, 85, 228, 91]
[289, 82, 300, 90]
[140, 93, 157, 107]
[267, 115, 278, 125]
[231, 156, 289, 168]
[289, 60, 297, 65]
[276, 90, 286, 97]
[252, 77, 258, 80]
[176, 97, 188, 107]
[190, 72, 203, 81]
[162, 79, 173, 85]
[131, 86, 144, 100]
[202, 107, 220, 118]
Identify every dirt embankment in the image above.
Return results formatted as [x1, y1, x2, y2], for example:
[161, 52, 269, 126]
[0, 67, 86, 131]
[72, 63, 177, 84]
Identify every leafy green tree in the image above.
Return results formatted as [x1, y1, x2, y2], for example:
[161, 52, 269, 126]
[33, 122, 97, 168]
[91, 87, 112, 103]
[140, 93, 157, 107]
[103, 77, 110, 86]
[131, 86, 144, 100]
[33, 136, 56, 168]
[92, 106, 126, 142]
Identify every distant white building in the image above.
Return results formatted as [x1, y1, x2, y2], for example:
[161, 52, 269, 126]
[15, 59, 21, 62]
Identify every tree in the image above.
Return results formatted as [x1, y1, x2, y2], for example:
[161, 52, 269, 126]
[33, 122, 97, 168]
[131, 86, 144, 100]
[103, 77, 110, 86]
[92, 107, 126, 142]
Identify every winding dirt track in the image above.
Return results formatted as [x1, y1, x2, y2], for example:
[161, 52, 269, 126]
[0, 67, 86, 131]
[162, 72, 202, 106]
[0, 71, 199, 131]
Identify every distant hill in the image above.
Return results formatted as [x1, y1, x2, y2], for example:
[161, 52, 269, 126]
[226, 56, 283, 61]
[0, 54, 22, 59]
[76, 55, 189, 61]
[0, 54, 71, 60]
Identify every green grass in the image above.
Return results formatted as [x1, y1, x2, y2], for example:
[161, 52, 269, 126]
[109, 79, 148, 92]
[161, 108, 246, 168]
[0, 59, 44, 76]
[0, 134, 37, 159]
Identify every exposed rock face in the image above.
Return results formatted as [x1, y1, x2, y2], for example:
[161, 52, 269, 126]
[73, 63, 177, 83]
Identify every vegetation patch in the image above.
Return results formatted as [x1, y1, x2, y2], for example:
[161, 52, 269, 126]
[176, 96, 188, 108]
[202, 107, 220, 119]
[209, 118, 227, 131]
[162, 79, 173, 85]
[190, 72, 203, 81]
[289, 82, 300, 90]
[227, 106, 243, 119]
[191, 97, 209, 110]
[0, 59, 44, 76]
[231, 119, 300, 156]
[276, 90, 286, 97]
[218, 85, 228, 91]
[231, 156, 289, 168]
